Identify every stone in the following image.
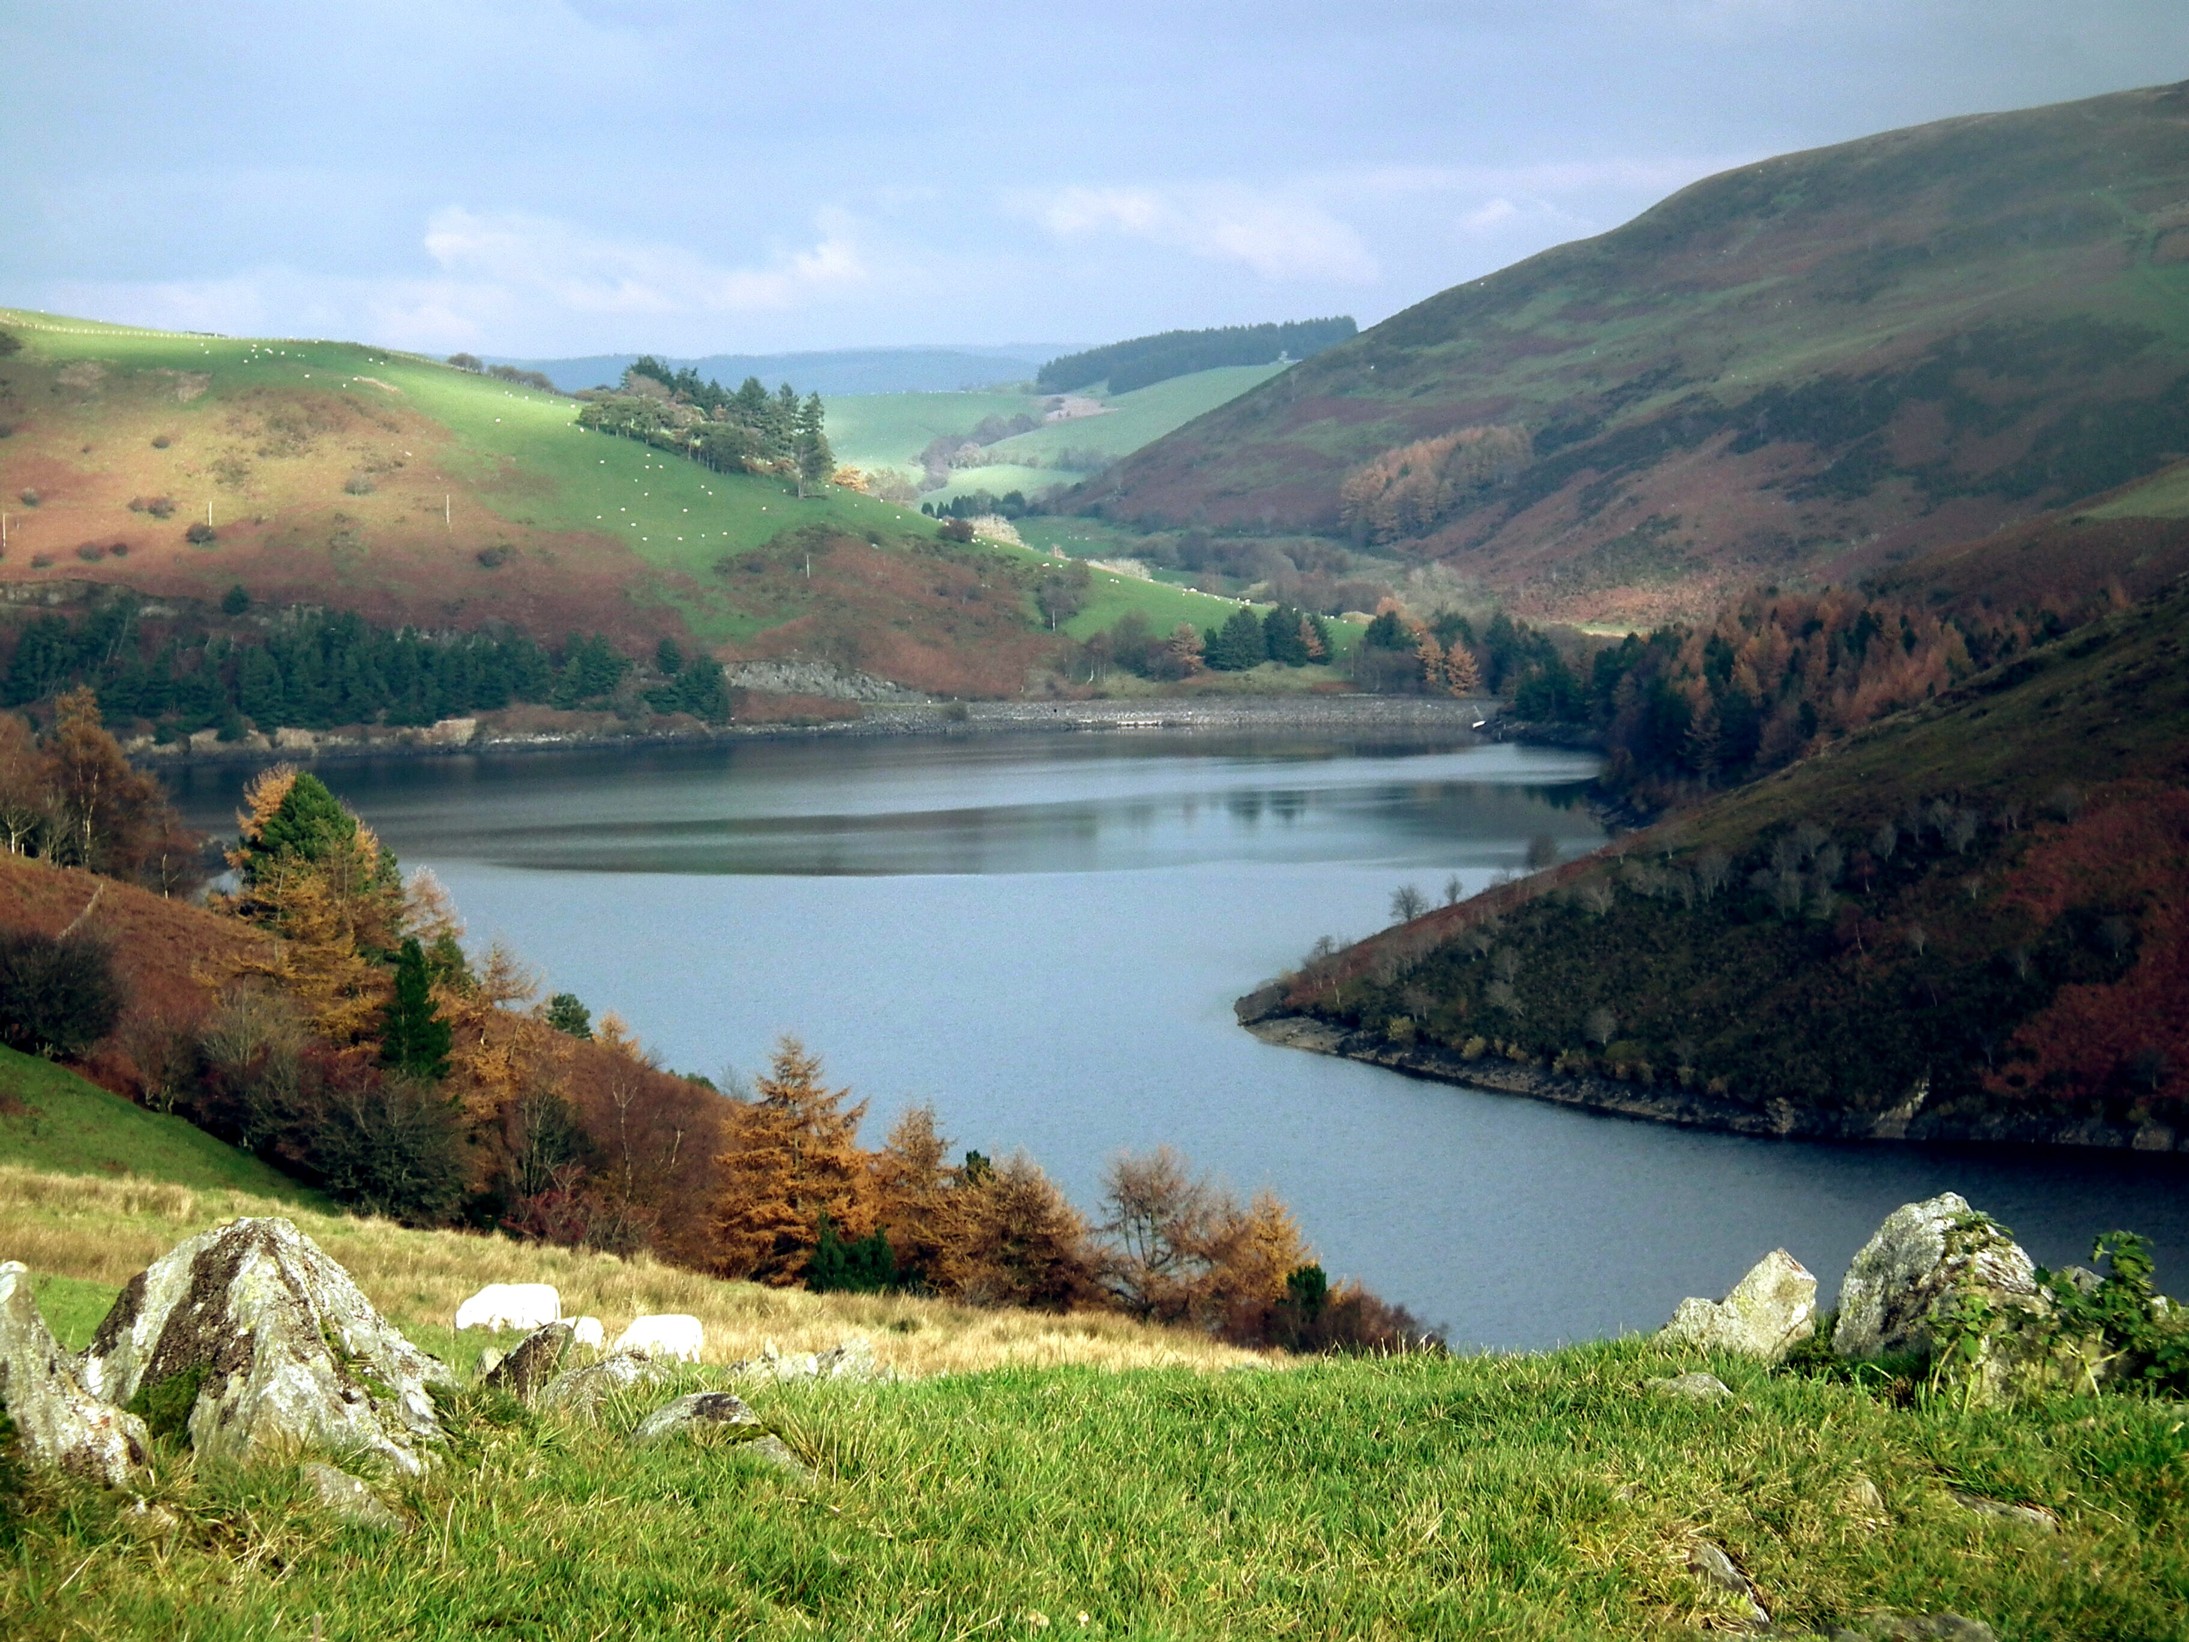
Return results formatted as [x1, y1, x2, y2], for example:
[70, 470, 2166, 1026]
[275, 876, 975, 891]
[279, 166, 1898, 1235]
[634, 1391, 808, 1474]
[1843, 1474, 1889, 1527]
[725, 1336, 889, 1384]
[1825, 1616, 1997, 1641]
[1949, 1491, 2058, 1533]
[0, 1261, 151, 1486]
[480, 1322, 572, 1401]
[1834, 1195, 2043, 1363]
[613, 1314, 703, 1362]
[1649, 1371, 1733, 1402]
[1660, 1249, 1817, 1362]
[454, 1283, 561, 1333]
[1688, 1540, 1769, 1629]
[535, 1349, 672, 1416]
[301, 1460, 406, 1531]
[79, 1218, 452, 1475]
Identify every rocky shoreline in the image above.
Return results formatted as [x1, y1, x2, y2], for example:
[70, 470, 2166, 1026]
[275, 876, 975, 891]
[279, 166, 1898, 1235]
[1238, 1008, 2187, 1155]
[129, 692, 1504, 769]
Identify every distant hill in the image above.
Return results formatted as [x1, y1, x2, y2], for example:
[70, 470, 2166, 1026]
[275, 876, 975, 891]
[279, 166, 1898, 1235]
[1038, 319, 1355, 396]
[496, 344, 1075, 397]
[1076, 81, 2189, 624]
[1252, 578, 2189, 1148]
[0, 310, 1252, 705]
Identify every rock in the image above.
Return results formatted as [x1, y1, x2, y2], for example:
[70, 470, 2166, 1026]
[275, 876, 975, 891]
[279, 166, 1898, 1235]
[1949, 1491, 2058, 1532]
[1825, 1616, 1997, 1641]
[535, 1350, 672, 1416]
[1649, 1371, 1733, 1402]
[1834, 1195, 2043, 1365]
[480, 1322, 572, 1400]
[1843, 1474, 1889, 1527]
[1688, 1540, 1769, 1628]
[0, 1261, 151, 1486]
[301, 1460, 406, 1531]
[454, 1283, 561, 1333]
[566, 1315, 605, 1349]
[1660, 1249, 1817, 1362]
[79, 1218, 451, 1475]
[613, 1314, 703, 1362]
[634, 1391, 809, 1475]
[726, 1336, 889, 1384]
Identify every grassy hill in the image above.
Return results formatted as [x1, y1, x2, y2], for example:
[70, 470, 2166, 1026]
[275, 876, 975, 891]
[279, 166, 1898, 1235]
[1074, 81, 2189, 627]
[1262, 579, 2189, 1143]
[829, 363, 1286, 502]
[0, 310, 1263, 699]
[5, 1160, 2185, 1637]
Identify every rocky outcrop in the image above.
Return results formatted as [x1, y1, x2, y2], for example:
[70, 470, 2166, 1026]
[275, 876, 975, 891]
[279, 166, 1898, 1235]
[79, 1218, 452, 1475]
[634, 1392, 809, 1474]
[1660, 1249, 1817, 1362]
[301, 1460, 407, 1531]
[1833, 1195, 2043, 1361]
[1688, 1539, 1769, 1630]
[0, 1262, 150, 1486]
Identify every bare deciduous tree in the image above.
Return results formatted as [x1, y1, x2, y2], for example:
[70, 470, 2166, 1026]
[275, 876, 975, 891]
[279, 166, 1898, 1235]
[1389, 884, 1428, 923]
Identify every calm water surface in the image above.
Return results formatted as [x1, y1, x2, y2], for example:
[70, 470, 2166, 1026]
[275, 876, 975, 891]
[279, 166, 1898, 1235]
[173, 734, 2189, 1348]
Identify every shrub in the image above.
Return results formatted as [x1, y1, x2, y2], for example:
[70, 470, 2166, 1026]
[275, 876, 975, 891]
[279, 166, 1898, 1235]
[475, 544, 513, 568]
[74, 542, 107, 563]
[937, 518, 974, 543]
[151, 435, 171, 449]
[185, 521, 217, 545]
[343, 473, 375, 496]
[309, 1071, 468, 1225]
[18, 490, 39, 507]
[0, 930, 122, 1058]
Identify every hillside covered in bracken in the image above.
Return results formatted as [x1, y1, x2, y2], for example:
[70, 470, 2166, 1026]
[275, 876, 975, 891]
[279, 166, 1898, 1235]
[1074, 81, 2189, 625]
[1248, 580, 2189, 1145]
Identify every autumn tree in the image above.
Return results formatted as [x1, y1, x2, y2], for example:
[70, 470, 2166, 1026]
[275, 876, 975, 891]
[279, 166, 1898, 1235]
[869, 1103, 956, 1288]
[33, 689, 199, 891]
[712, 1037, 875, 1284]
[934, 1151, 1094, 1310]
[1097, 1146, 1312, 1336]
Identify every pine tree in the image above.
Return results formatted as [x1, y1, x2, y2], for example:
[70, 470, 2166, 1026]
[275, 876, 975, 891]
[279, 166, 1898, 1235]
[381, 936, 453, 1081]
[1205, 607, 1267, 671]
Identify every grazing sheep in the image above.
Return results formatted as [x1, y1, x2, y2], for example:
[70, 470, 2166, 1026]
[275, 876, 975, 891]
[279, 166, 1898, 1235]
[454, 1283, 561, 1333]
[566, 1315, 605, 1348]
[614, 1314, 703, 1362]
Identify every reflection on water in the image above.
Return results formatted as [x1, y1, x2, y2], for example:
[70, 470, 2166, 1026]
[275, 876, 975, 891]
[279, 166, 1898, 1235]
[169, 733, 2189, 1348]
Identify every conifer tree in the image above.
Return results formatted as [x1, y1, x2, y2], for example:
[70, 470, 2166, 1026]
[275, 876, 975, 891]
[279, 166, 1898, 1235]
[381, 936, 453, 1081]
[712, 1037, 875, 1284]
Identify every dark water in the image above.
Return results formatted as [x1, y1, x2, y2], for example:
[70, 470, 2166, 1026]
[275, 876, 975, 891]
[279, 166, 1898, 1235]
[170, 734, 2189, 1349]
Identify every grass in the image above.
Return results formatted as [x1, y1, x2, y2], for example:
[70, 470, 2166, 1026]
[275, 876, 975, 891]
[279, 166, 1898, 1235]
[0, 1046, 320, 1205]
[2088, 460, 2189, 520]
[3, 1322, 2183, 1636]
[0, 1164, 1256, 1380]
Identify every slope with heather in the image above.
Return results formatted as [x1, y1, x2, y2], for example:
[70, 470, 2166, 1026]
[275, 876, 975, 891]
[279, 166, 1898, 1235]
[1245, 581, 2189, 1147]
[0, 311, 1258, 702]
[1076, 81, 2189, 626]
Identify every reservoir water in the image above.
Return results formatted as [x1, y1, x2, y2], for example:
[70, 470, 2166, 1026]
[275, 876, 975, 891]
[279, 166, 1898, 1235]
[171, 732, 2189, 1349]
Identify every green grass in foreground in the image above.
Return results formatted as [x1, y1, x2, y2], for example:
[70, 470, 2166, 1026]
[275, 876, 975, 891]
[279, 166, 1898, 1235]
[0, 1046, 319, 1206]
[4, 1342, 2183, 1638]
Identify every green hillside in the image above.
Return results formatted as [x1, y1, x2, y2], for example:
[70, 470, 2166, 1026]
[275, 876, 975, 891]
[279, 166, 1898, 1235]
[1076, 81, 2189, 625]
[0, 310, 1264, 699]
[1262, 581, 2189, 1141]
[0, 1043, 320, 1203]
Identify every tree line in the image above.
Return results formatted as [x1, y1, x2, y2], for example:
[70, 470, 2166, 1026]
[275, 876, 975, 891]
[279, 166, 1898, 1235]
[0, 600, 728, 735]
[577, 359, 834, 493]
[2, 736, 1431, 1353]
[1038, 318, 1357, 396]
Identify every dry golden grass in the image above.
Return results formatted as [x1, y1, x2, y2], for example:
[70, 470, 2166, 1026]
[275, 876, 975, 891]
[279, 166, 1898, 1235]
[0, 1164, 1268, 1378]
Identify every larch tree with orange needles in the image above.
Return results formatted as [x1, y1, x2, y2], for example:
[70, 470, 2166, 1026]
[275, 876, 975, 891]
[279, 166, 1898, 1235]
[712, 1037, 876, 1285]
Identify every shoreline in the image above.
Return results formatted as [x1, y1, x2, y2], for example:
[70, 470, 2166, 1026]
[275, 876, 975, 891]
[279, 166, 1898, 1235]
[1240, 1010, 2188, 1156]
[130, 693, 1510, 770]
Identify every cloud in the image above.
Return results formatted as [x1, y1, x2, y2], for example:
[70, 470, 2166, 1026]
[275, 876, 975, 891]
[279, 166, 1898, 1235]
[1028, 184, 1380, 284]
[421, 207, 867, 316]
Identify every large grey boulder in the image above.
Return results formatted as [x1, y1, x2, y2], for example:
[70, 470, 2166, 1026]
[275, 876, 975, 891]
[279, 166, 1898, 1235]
[78, 1218, 452, 1475]
[0, 1261, 151, 1486]
[1833, 1194, 2044, 1361]
[1660, 1249, 1817, 1362]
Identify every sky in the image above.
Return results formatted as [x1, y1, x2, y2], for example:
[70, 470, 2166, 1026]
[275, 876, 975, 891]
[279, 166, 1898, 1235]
[3, 1, 2184, 358]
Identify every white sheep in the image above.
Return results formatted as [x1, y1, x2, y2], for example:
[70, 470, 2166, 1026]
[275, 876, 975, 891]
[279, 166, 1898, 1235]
[614, 1313, 704, 1362]
[565, 1315, 605, 1348]
[453, 1283, 561, 1333]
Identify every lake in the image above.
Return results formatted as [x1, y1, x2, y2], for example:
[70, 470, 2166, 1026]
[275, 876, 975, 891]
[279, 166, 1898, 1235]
[171, 731, 2189, 1349]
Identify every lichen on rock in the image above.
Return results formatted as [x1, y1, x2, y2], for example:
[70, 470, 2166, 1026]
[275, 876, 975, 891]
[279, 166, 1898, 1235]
[1660, 1248, 1817, 1362]
[78, 1218, 452, 1475]
[0, 1261, 151, 1486]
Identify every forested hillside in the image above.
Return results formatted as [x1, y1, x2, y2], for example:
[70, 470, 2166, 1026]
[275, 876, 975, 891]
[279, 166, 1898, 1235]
[1037, 318, 1356, 394]
[1075, 81, 2189, 625]
[1253, 581, 2189, 1144]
